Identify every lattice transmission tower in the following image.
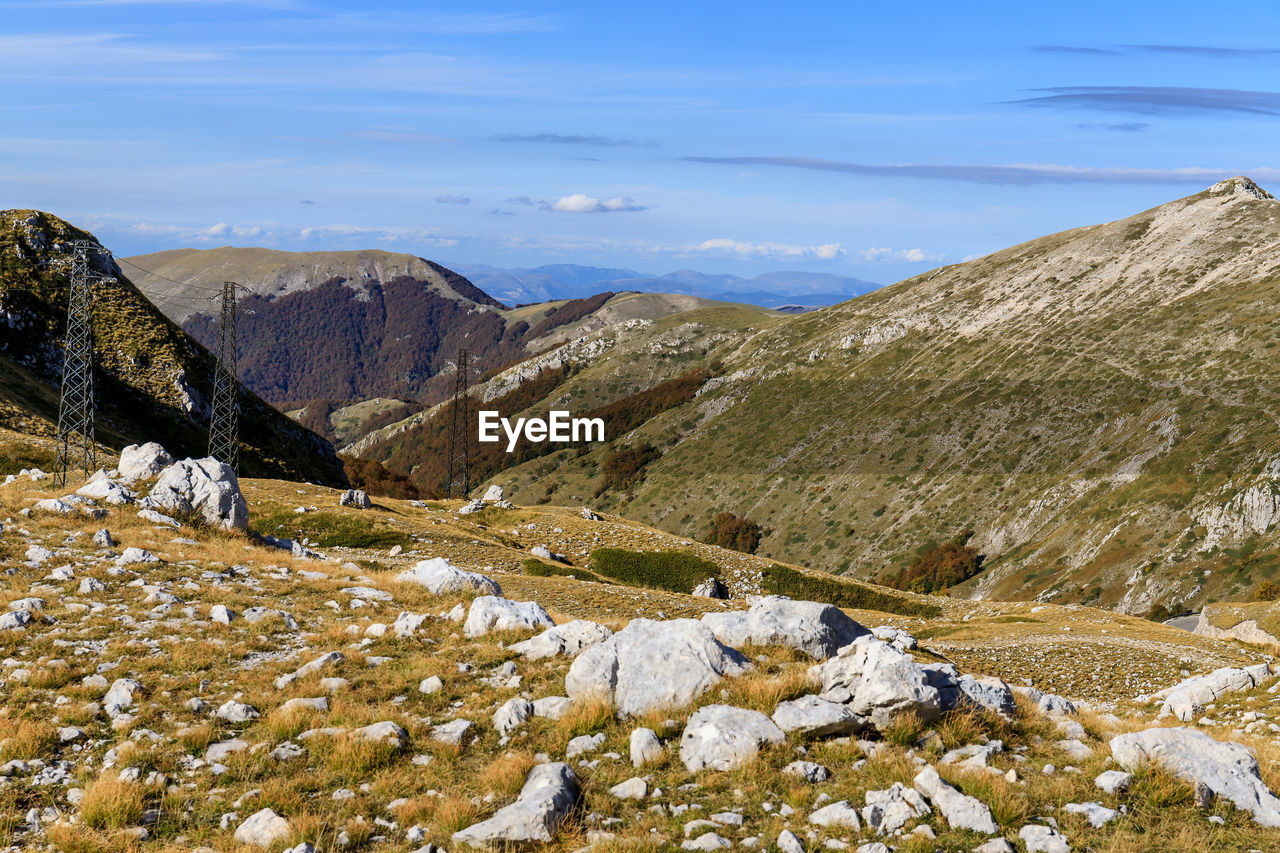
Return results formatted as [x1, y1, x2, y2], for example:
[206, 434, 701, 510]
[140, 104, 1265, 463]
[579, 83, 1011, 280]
[53, 240, 99, 487]
[207, 281, 241, 471]
[447, 347, 471, 497]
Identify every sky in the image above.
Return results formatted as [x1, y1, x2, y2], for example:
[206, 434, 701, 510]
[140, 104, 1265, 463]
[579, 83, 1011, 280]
[2, 0, 1279, 285]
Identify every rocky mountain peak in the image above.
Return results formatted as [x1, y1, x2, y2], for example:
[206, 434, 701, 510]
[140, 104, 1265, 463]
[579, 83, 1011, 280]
[1208, 175, 1275, 201]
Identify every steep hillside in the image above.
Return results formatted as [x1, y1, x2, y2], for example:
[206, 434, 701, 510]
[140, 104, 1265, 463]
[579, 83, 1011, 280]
[384, 178, 1280, 616]
[126, 248, 731, 411]
[0, 210, 346, 484]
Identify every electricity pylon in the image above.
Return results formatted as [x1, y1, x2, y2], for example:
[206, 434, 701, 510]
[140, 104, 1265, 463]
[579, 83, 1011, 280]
[53, 240, 98, 487]
[447, 347, 471, 497]
[208, 281, 241, 471]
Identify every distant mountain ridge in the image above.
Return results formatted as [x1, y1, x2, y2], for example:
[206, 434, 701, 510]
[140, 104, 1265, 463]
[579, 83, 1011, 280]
[446, 262, 880, 307]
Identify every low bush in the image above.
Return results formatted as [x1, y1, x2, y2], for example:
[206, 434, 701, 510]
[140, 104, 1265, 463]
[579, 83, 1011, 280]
[596, 444, 661, 495]
[760, 564, 941, 618]
[522, 558, 611, 584]
[883, 530, 984, 594]
[250, 510, 412, 549]
[706, 511, 763, 554]
[588, 547, 720, 594]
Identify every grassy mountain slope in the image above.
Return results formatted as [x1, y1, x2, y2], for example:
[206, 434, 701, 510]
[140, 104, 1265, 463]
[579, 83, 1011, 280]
[0, 210, 346, 484]
[390, 178, 1280, 615]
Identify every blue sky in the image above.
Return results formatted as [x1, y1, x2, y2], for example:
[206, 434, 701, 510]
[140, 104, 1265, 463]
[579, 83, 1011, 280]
[2, 0, 1279, 284]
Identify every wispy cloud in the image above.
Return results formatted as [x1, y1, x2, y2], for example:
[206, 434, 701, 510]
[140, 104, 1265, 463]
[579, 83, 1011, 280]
[1076, 121, 1150, 132]
[1009, 86, 1280, 116]
[434, 194, 471, 205]
[491, 133, 658, 148]
[296, 223, 458, 247]
[686, 239, 843, 260]
[352, 128, 454, 144]
[1038, 44, 1280, 60]
[548, 194, 646, 213]
[859, 247, 942, 263]
[684, 155, 1280, 185]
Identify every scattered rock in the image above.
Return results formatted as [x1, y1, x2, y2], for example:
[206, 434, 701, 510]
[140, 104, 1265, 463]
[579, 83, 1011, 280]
[630, 727, 663, 767]
[1019, 824, 1071, 853]
[912, 766, 997, 834]
[234, 807, 291, 848]
[510, 620, 613, 660]
[452, 762, 580, 847]
[397, 558, 502, 596]
[808, 800, 862, 831]
[494, 698, 533, 735]
[276, 652, 344, 689]
[118, 443, 174, 481]
[430, 719, 473, 746]
[679, 705, 786, 772]
[782, 760, 831, 784]
[702, 596, 868, 660]
[1111, 726, 1280, 826]
[566, 618, 750, 717]
[772, 694, 864, 737]
[463, 596, 554, 638]
[216, 700, 261, 723]
[609, 776, 648, 800]
[339, 489, 372, 509]
[148, 457, 248, 530]
[811, 637, 942, 730]
[1063, 801, 1118, 828]
[1094, 769, 1133, 795]
[692, 578, 729, 599]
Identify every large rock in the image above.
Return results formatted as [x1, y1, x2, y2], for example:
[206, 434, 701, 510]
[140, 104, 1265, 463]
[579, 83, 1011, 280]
[701, 596, 869, 660]
[147, 458, 248, 531]
[771, 694, 864, 737]
[452, 762, 580, 847]
[76, 476, 135, 505]
[494, 698, 534, 736]
[234, 807, 291, 848]
[630, 727, 663, 767]
[565, 618, 750, 717]
[913, 765, 998, 834]
[955, 674, 1018, 718]
[680, 705, 786, 772]
[339, 489, 371, 509]
[810, 637, 941, 730]
[117, 443, 173, 481]
[464, 597, 554, 638]
[510, 620, 613, 660]
[861, 782, 930, 834]
[397, 558, 502, 596]
[1156, 665, 1271, 721]
[1110, 727, 1280, 826]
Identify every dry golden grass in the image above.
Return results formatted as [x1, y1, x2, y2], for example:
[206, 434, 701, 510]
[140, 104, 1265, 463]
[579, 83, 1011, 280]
[80, 774, 145, 830]
[480, 750, 537, 797]
[720, 665, 811, 712]
[556, 693, 616, 740]
[0, 716, 58, 761]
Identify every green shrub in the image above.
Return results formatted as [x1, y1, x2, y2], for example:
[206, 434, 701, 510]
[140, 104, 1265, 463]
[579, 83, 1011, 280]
[588, 548, 720, 594]
[250, 510, 412, 549]
[0, 441, 55, 477]
[522, 558, 611, 584]
[1258, 580, 1280, 602]
[760, 564, 941, 618]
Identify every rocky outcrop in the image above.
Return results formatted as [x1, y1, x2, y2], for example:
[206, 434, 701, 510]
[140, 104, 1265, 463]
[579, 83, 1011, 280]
[565, 618, 750, 717]
[1151, 664, 1271, 721]
[396, 558, 501, 596]
[146, 458, 248, 530]
[1193, 610, 1280, 648]
[1111, 727, 1280, 826]
[510, 620, 613, 660]
[679, 705, 786, 771]
[809, 637, 944, 730]
[701, 596, 868, 660]
[463, 596, 554, 638]
[117, 442, 174, 481]
[452, 762, 580, 847]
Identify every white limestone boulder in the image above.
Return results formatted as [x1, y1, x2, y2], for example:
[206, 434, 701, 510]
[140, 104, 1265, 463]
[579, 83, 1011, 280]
[809, 637, 942, 730]
[117, 443, 173, 482]
[1110, 726, 1280, 826]
[701, 595, 869, 660]
[463, 596, 554, 638]
[679, 705, 785, 772]
[452, 762, 580, 847]
[510, 620, 613, 660]
[566, 618, 750, 717]
[147, 457, 248, 531]
[396, 558, 501, 597]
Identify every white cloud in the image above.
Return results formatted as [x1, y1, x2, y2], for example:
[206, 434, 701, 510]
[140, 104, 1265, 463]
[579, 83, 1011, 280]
[549, 193, 646, 213]
[860, 247, 941, 263]
[688, 238, 845, 260]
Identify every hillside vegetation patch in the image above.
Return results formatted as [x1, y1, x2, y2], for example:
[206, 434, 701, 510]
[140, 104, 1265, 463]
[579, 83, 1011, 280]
[761, 563, 941, 618]
[588, 547, 720, 594]
[250, 509, 412, 549]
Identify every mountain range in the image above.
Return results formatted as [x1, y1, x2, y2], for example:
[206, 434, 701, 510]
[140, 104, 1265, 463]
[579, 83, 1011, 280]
[437, 263, 879, 309]
[349, 177, 1280, 616]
